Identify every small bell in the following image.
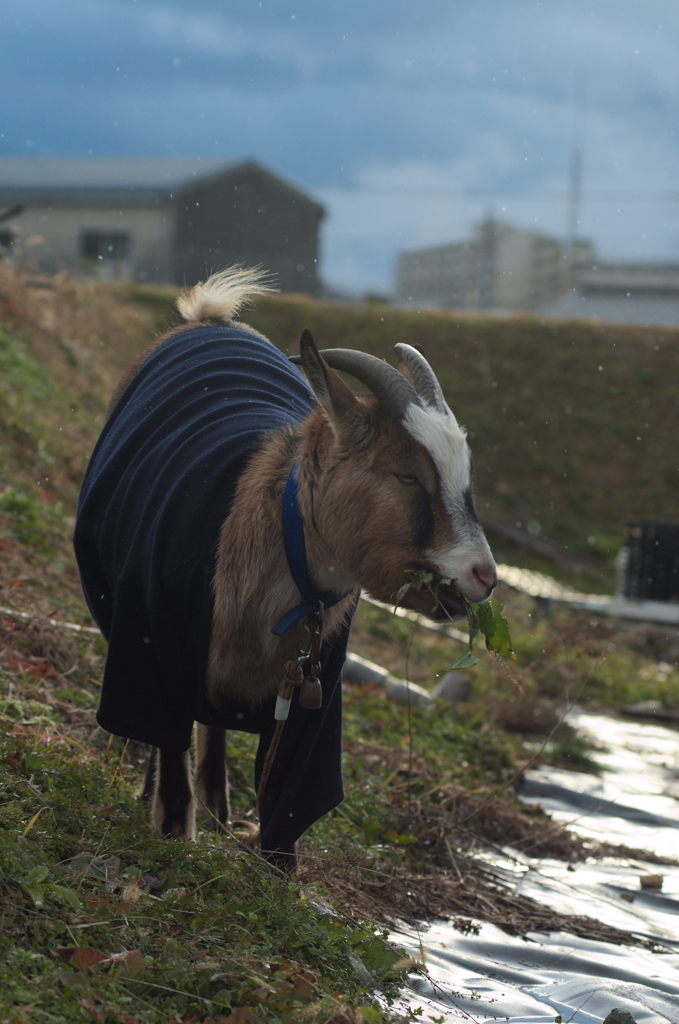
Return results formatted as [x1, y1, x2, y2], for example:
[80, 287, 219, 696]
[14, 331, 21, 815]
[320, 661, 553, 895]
[298, 675, 323, 709]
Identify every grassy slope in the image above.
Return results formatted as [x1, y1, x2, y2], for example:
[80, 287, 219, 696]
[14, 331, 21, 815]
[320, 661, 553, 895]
[2, 266, 679, 1021]
[8, 265, 679, 585]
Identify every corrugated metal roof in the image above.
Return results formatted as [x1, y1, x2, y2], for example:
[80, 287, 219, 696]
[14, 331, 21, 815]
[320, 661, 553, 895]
[578, 262, 679, 295]
[0, 156, 239, 190]
[0, 157, 324, 217]
[541, 288, 679, 327]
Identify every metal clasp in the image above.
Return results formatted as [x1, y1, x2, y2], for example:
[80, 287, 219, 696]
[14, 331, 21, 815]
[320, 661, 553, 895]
[297, 601, 324, 675]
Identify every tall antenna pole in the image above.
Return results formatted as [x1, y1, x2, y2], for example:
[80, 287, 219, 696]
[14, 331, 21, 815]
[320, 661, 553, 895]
[478, 206, 495, 310]
[567, 73, 586, 268]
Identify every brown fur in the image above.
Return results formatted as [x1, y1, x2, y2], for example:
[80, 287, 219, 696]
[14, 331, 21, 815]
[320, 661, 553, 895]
[110, 314, 473, 713]
[207, 418, 355, 707]
[111, 287, 488, 851]
[151, 750, 195, 840]
[207, 353, 466, 710]
[194, 723, 229, 828]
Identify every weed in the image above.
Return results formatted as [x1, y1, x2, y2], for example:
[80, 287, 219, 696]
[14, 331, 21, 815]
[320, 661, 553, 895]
[0, 487, 62, 553]
[0, 730, 405, 1022]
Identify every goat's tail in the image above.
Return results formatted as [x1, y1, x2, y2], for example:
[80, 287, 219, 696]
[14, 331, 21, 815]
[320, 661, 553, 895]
[176, 265, 275, 323]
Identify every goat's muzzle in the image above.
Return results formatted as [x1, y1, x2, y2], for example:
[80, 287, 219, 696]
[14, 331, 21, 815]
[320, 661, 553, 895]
[398, 574, 468, 622]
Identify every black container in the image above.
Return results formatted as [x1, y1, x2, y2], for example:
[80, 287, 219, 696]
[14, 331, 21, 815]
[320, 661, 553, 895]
[623, 520, 679, 603]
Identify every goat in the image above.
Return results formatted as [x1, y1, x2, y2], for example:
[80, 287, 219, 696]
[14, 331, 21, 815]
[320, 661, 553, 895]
[74, 267, 497, 869]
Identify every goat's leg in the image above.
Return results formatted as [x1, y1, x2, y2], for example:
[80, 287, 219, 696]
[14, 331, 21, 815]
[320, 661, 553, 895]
[194, 724, 229, 829]
[151, 749, 196, 840]
[139, 746, 158, 803]
[263, 845, 298, 875]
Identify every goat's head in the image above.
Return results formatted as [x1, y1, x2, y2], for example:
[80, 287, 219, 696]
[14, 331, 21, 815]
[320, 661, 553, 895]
[297, 331, 497, 621]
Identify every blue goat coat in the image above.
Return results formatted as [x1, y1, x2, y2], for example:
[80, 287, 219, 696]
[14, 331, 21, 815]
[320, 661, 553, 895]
[74, 325, 352, 852]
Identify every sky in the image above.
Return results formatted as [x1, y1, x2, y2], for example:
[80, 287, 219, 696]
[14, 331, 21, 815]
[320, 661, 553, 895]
[2, 0, 678, 294]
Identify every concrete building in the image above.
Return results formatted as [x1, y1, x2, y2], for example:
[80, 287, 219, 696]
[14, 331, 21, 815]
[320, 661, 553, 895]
[395, 217, 582, 312]
[0, 157, 325, 294]
[543, 261, 679, 327]
[396, 216, 679, 326]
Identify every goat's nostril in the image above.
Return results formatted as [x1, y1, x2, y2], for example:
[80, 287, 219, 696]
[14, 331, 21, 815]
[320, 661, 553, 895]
[473, 566, 498, 594]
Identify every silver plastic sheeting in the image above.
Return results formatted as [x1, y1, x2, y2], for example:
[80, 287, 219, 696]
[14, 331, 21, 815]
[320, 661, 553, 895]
[391, 712, 679, 1023]
[496, 565, 679, 626]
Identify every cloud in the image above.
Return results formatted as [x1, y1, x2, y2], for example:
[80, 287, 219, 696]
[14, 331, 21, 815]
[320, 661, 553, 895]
[1, 0, 678, 290]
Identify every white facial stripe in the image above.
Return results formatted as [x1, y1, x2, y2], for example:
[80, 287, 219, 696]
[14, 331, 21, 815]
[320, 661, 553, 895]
[428, 535, 494, 581]
[401, 402, 471, 518]
[402, 401, 496, 594]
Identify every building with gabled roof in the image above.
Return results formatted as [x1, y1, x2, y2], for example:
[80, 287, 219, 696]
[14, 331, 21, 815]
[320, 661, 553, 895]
[0, 157, 324, 294]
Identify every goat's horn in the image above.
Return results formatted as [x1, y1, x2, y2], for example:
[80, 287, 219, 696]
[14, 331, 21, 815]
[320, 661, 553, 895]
[295, 348, 423, 420]
[394, 343, 448, 415]
[291, 346, 424, 419]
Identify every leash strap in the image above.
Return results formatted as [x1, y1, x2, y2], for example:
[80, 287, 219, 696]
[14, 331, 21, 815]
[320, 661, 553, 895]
[257, 659, 304, 819]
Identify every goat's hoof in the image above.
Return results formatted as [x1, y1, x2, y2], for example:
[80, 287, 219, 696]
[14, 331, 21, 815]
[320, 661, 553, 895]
[159, 822, 195, 841]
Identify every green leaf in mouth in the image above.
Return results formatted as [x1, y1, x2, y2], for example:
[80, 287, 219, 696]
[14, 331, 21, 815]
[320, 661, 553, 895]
[469, 596, 516, 659]
[410, 570, 515, 671]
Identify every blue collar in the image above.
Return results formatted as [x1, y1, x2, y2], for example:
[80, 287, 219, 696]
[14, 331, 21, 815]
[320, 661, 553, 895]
[271, 460, 349, 637]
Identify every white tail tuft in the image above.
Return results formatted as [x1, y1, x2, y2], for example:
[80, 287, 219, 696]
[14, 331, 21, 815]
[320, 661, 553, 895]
[176, 266, 276, 323]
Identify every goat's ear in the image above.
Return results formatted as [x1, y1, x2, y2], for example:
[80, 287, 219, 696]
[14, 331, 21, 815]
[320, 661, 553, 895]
[298, 329, 362, 433]
[396, 343, 426, 385]
[395, 355, 414, 386]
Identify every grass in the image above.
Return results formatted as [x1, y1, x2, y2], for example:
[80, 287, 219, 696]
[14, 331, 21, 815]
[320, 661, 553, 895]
[2, 263, 679, 1019]
[2, 606, 666, 1024]
[0, 725, 405, 1023]
[4, 263, 679, 591]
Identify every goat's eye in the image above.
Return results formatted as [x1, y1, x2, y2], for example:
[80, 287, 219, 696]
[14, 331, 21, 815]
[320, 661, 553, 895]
[395, 474, 419, 486]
